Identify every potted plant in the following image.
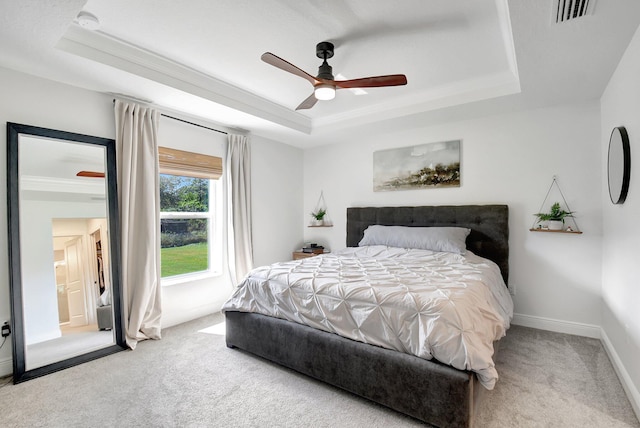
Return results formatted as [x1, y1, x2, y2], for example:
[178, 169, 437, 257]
[534, 202, 574, 231]
[310, 208, 327, 226]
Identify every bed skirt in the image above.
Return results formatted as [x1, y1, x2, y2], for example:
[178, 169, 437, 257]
[225, 311, 485, 428]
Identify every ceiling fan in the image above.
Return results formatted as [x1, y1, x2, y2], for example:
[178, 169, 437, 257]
[261, 41, 407, 110]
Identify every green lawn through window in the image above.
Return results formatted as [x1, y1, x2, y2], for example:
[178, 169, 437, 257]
[161, 242, 208, 277]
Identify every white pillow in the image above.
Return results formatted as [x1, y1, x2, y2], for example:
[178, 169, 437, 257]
[358, 225, 470, 254]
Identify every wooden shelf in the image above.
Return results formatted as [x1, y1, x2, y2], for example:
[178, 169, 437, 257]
[529, 229, 583, 234]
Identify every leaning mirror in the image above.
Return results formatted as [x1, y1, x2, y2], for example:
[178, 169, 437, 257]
[607, 126, 631, 205]
[7, 123, 125, 383]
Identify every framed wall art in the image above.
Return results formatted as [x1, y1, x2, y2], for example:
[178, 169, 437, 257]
[373, 140, 461, 191]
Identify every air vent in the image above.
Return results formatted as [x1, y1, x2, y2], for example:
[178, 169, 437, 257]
[553, 0, 596, 23]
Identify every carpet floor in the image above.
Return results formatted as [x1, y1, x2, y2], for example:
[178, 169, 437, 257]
[0, 313, 638, 427]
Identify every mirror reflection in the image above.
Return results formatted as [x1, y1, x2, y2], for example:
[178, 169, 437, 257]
[19, 137, 115, 370]
[8, 123, 125, 383]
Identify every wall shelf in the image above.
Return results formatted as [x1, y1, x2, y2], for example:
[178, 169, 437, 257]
[529, 228, 582, 235]
[531, 176, 582, 234]
[309, 190, 332, 228]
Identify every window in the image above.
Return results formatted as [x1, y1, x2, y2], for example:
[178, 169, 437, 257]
[160, 174, 211, 277]
[158, 147, 222, 280]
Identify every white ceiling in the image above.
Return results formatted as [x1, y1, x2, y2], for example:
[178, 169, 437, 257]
[1, 0, 639, 147]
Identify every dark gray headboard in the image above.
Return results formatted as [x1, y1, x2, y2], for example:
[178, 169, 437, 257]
[346, 205, 509, 284]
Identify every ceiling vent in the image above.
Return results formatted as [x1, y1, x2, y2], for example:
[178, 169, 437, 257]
[553, 0, 596, 23]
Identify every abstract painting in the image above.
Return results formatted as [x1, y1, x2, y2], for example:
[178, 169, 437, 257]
[373, 140, 461, 191]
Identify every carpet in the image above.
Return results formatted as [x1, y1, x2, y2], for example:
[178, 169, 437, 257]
[0, 313, 637, 427]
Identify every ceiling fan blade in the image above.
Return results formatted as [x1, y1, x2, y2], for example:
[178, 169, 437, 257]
[77, 171, 105, 178]
[261, 52, 318, 86]
[334, 74, 407, 89]
[295, 93, 319, 110]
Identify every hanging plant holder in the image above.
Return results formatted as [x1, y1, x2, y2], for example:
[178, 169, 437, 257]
[309, 191, 332, 227]
[530, 176, 582, 234]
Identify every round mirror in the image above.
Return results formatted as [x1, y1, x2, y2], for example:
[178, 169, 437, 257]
[608, 126, 631, 204]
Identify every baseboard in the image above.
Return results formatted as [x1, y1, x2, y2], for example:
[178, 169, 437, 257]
[161, 303, 221, 329]
[511, 313, 601, 339]
[600, 329, 640, 422]
[0, 356, 12, 378]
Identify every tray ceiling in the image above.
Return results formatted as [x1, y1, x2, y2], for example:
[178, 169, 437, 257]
[0, 0, 639, 147]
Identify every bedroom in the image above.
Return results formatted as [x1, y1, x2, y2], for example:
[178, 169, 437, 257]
[0, 0, 639, 426]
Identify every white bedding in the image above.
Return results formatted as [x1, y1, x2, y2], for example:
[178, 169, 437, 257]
[222, 245, 514, 389]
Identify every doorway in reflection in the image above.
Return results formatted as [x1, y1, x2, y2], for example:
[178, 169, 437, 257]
[25, 218, 115, 370]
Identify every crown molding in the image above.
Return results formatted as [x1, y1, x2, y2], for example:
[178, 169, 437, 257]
[313, 69, 521, 131]
[21, 175, 105, 196]
[56, 25, 312, 134]
[312, 0, 520, 132]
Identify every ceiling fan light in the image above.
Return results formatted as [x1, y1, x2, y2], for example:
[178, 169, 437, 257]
[314, 84, 335, 101]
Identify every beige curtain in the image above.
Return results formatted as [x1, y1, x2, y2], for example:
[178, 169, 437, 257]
[115, 100, 162, 349]
[227, 134, 253, 284]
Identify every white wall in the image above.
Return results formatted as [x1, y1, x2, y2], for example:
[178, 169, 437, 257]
[600, 24, 640, 416]
[303, 102, 603, 335]
[251, 135, 304, 267]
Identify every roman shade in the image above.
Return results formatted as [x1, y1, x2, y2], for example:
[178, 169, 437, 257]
[159, 146, 222, 179]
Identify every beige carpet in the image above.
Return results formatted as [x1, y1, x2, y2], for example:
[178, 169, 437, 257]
[0, 313, 637, 427]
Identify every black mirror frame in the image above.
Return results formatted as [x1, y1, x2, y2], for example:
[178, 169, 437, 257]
[607, 126, 631, 205]
[6, 122, 126, 383]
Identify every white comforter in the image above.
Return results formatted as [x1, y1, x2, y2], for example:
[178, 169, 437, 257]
[222, 245, 514, 389]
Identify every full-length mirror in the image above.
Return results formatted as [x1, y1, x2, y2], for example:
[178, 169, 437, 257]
[7, 123, 125, 383]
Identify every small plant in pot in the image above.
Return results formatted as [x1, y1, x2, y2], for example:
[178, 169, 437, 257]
[310, 208, 327, 226]
[534, 202, 574, 231]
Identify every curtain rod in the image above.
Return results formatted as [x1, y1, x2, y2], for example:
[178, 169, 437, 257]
[161, 113, 228, 135]
[112, 98, 228, 135]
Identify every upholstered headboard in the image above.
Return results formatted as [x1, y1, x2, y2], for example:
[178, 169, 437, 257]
[346, 205, 509, 284]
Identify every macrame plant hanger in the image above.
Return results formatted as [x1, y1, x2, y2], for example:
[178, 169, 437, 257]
[530, 175, 582, 233]
[310, 191, 332, 226]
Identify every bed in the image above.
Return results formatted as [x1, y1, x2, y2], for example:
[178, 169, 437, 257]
[223, 205, 511, 427]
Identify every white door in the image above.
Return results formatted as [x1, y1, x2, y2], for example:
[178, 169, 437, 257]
[65, 237, 88, 327]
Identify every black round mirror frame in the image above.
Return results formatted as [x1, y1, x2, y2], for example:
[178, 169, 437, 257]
[608, 126, 631, 205]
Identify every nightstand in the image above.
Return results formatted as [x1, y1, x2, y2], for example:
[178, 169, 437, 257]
[292, 250, 324, 260]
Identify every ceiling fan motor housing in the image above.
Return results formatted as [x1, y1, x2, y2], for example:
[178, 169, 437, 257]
[316, 41, 334, 59]
[316, 41, 335, 80]
[317, 62, 334, 80]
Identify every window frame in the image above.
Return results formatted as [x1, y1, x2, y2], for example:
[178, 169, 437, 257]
[158, 147, 223, 285]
